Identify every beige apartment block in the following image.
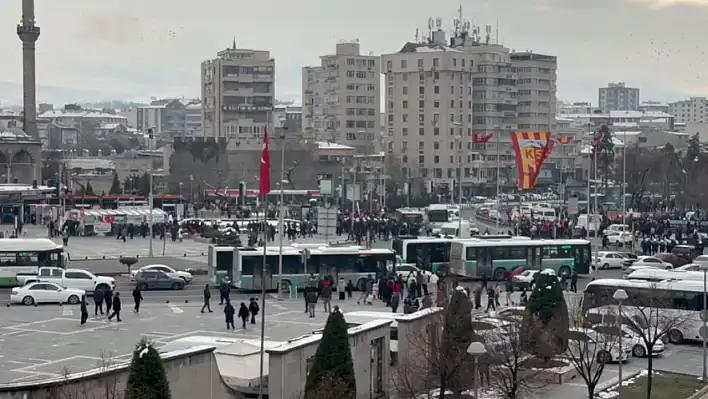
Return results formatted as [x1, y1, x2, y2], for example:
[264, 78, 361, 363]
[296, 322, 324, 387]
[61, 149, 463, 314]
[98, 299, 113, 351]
[201, 43, 275, 140]
[382, 32, 476, 187]
[302, 41, 380, 153]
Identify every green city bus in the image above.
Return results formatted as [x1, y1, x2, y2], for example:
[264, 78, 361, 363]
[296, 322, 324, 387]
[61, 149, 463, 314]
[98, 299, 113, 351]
[449, 239, 591, 281]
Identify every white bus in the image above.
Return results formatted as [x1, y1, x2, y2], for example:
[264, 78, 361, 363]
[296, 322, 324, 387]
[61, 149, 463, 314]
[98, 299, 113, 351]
[210, 245, 396, 292]
[425, 204, 458, 233]
[0, 238, 67, 287]
[449, 238, 591, 280]
[625, 269, 707, 283]
[583, 279, 706, 344]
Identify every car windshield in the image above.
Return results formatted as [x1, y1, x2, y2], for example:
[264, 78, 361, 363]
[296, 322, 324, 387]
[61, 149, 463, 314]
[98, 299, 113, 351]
[696, 256, 708, 262]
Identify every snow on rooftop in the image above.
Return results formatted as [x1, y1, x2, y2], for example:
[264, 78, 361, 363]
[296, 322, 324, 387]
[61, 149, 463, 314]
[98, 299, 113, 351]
[39, 110, 127, 120]
[316, 141, 354, 150]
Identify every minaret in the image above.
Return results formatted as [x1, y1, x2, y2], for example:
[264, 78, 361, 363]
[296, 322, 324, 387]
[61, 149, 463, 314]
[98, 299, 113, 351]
[16, 0, 40, 139]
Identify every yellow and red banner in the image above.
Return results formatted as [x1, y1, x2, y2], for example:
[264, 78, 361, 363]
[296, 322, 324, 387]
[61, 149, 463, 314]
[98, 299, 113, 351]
[555, 136, 574, 145]
[510, 131, 552, 190]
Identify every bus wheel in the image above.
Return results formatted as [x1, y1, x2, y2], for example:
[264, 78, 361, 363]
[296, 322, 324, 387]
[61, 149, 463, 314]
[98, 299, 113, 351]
[357, 278, 367, 291]
[668, 329, 684, 344]
[278, 280, 291, 294]
[559, 266, 571, 278]
[493, 268, 506, 281]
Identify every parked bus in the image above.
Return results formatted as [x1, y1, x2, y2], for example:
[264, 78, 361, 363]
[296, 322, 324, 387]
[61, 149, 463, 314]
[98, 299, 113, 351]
[425, 204, 458, 234]
[448, 238, 591, 280]
[391, 235, 531, 274]
[0, 238, 67, 287]
[583, 279, 704, 344]
[211, 245, 396, 292]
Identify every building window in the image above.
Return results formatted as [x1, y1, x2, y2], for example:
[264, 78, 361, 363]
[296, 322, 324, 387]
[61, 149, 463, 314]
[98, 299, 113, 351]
[419, 127, 425, 136]
[434, 86, 440, 94]
[401, 60, 407, 68]
[418, 59, 423, 68]
[434, 155, 440, 164]
[403, 101, 408, 109]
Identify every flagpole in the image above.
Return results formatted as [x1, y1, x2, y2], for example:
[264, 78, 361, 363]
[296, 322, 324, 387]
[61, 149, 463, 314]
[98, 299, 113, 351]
[257, 127, 271, 399]
[258, 195, 267, 398]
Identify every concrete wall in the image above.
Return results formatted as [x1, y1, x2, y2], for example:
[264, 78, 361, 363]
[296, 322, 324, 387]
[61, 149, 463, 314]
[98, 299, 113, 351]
[0, 347, 232, 399]
[394, 307, 444, 393]
[267, 319, 391, 399]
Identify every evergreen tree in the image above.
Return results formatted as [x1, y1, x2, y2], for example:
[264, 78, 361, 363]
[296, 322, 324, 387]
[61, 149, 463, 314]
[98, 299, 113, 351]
[108, 172, 122, 195]
[304, 308, 356, 399]
[125, 338, 171, 399]
[439, 287, 478, 395]
[137, 172, 152, 197]
[521, 271, 569, 360]
[687, 133, 701, 162]
[84, 182, 95, 196]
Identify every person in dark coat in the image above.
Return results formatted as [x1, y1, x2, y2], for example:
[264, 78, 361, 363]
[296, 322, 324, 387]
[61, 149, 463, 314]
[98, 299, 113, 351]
[219, 278, 231, 305]
[108, 292, 122, 322]
[80, 295, 88, 325]
[305, 286, 318, 318]
[201, 284, 213, 313]
[93, 288, 104, 316]
[248, 298, 259, 324]
[224, 300, 236, 329]
[390, 292, 400, 313]
[104, 288, 113, 314]
[132, 286, 143, 313]
[238, 302, 249, 328]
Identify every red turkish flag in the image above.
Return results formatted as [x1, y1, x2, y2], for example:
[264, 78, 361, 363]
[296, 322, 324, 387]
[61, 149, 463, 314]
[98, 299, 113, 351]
[259, 128, 271, 197]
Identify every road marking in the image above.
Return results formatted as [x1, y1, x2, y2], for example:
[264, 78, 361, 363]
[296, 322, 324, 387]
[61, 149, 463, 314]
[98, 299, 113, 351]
[168, 304, 184, 314]
[62, 307, 74, 317]
[268, 311, 302, 318]
[271, 303, 288, 311]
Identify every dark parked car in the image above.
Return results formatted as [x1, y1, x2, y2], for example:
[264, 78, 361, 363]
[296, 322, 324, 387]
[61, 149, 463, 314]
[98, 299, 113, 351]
[133, 270, 185, 290]
[656, 252, 690, 268]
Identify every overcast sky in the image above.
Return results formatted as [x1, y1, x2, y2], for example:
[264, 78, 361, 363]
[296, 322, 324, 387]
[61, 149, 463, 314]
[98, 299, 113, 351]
[1, 0, 707, 105]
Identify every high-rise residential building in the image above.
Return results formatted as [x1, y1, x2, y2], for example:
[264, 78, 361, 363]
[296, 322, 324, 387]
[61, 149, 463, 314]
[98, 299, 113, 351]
[598, 82, 640, 112]
[557, 101, 595, 115]
[201, 42, 275, 139]
[381, 28, 476, 188]
[668, 97, 708, 123]
[302, 42, 380, 152]
[511, 51, 557, 132]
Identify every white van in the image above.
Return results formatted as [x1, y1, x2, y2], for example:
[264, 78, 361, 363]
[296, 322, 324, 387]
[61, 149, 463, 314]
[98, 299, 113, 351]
[576, 214, 602, 236]
[436, 220, 478, 238]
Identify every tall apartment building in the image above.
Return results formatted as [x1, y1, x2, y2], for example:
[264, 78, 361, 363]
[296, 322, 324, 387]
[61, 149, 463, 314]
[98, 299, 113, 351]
[511, 52, 557, 132]
[201, 43, 275, 139]
[381, 29, 476, 188]
[598, 82, 640, 112]
[668, 97, 708, 123]
[302, 42, 380, 152]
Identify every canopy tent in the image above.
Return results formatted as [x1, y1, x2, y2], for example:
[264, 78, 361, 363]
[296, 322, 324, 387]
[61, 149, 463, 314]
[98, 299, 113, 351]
[77, 207, 168, 225]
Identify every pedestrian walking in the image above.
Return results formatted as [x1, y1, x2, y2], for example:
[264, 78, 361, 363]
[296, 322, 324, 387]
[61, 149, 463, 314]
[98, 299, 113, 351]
[238, 302, 249, 329]
[485, 286, 496, 312]
[570, 269, 578, 293]
[357, 275, 373, 305]
[346, 280, 354, 298]
[320, 278, 332, 313]
[219, 278, 231, 305]
[306, 286, 318, 318]
[224, 300, 236, 330]
[201, 284, 213, 313]
[132, 285, 143, 313]
[80, 295, 88, 325]
[93, 287, 104, 316]
[338, 277, 346, 300]
[248, 297, 259, 324]
[108, 292, 122, 322]
[104, 288, 113, 315]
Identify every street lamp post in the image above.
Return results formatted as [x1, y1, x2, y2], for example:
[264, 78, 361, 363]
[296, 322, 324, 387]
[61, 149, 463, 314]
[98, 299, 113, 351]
[277, 126, 287, 300]
[493, 125, 501, 230]
[467, 341, 487, 399]
[453, 122, 462, 236]
[147, 128, 155, 257]
[613, 289, 629, 383]
[178, 182, 184, 218]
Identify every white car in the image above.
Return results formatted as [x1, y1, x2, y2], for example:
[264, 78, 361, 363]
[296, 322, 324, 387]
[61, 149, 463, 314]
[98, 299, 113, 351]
[625, 256, 673, 270]
[606, 232, 633, 246]
[694, 255, 708, 267]
[11, 282, 85, 306]
[131, 264, 193, 283]
[592, 324, 664, 358]
[511, 269, 560, 288]
[675, 263, 703, 271]
[595, 252, 626, 269]
[566, 328, 631, 363]
[395, 264, 432, 283]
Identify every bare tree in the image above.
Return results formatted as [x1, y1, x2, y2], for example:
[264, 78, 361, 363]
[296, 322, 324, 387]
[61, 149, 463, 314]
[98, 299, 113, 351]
[564, 297, 622, 399]
[602, 285, 691, 399]
[482, 319, 551, 399]
[392, 293, 481, 399]
[37, 351, 124, 399]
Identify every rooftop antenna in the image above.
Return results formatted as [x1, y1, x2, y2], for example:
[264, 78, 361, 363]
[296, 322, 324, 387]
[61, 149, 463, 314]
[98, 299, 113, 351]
[415, 28, 420, 43]
[485, 25, 491, 45]
[436, 17, 442, 30]
[232, 37, 236, 50]
[496, 21, 499, 44]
